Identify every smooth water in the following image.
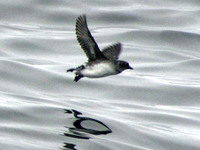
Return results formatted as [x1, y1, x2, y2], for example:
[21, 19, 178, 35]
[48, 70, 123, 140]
[1, 0, 200, 150]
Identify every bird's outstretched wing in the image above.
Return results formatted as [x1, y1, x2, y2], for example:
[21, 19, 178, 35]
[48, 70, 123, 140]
[102, 43, 122, 60]
[76, 15, 106, 62]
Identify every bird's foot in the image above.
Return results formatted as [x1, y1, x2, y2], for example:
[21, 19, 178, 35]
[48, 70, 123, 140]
[74, 74, 84, 82]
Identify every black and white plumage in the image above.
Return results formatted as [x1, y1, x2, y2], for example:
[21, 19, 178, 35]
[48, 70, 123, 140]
[67, 15, 133, 82]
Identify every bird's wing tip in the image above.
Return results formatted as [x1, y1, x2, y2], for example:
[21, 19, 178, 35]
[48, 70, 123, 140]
[77, 14, 86, 20]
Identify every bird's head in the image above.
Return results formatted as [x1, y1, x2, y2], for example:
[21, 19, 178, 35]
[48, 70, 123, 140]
[116, 60, 133, 72]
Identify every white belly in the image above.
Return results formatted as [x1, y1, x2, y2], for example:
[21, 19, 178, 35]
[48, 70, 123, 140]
[81, 62, 117, 78]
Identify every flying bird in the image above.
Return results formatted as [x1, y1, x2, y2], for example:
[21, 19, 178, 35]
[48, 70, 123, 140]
[67, 15, 133, 82]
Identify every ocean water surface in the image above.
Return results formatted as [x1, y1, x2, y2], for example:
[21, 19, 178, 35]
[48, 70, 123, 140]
[0, 0, 200, 150]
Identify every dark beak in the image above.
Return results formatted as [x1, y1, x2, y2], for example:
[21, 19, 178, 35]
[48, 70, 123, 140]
[128, 66, 134, 70]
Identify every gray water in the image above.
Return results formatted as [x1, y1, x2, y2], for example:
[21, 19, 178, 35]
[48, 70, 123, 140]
[1, 0, 200, 150]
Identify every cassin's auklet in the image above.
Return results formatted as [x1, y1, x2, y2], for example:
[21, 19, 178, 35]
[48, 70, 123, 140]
[67, 15, 133, 82]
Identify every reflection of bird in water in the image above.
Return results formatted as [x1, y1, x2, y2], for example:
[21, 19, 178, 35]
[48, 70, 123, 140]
[67, 15, 133, 82]
[63, 143, 77, 150]
[63, 109, 112, 139]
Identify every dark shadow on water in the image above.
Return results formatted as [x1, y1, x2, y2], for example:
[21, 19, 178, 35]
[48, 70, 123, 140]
[62, 109, 112, 150]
